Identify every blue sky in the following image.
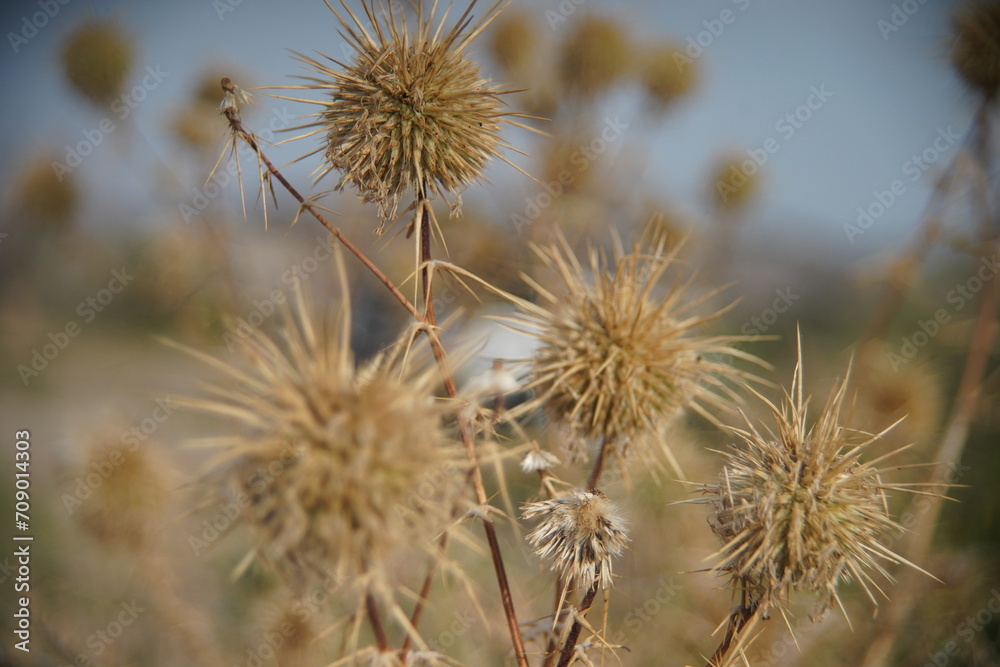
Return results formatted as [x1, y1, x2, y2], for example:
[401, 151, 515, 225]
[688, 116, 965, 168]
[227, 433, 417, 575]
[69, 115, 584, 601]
[0, 0, 971, 258]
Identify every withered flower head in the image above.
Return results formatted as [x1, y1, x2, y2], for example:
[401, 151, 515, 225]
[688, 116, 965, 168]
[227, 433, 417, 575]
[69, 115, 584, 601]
[522, 489, 629, 591]
[183, 285, 462, 589]
[700, 342, 936, 619]
[949, 1, 1000, 101]
[511, 226, 759, 464]
[60, 20, 133, 107]
[558, 15, 630, 97]
[286, 0, 518, 229]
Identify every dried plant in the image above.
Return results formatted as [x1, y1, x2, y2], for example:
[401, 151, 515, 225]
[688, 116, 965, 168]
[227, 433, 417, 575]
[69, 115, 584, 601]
[279, 0, 522, 229]
[522, 489, 629, 592]
[695, 336, 942, 665]
[950, 0, 1000, 102]
[510, 227, 761, 477]
[178, 284, 464, 593]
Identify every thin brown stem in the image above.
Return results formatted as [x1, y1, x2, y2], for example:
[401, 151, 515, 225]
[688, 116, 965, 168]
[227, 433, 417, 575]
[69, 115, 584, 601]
[226, 108, 528, 667]
[555, 570, 601, 667]
[858, 102, 997, 667]
[586, 435, 610, 491]
[401, 531, 450, 654]
[415, 183, 529, 667]
[703, 598, 760, 667]
[223, 109, 419, 321]
[365, 592, 390, 652]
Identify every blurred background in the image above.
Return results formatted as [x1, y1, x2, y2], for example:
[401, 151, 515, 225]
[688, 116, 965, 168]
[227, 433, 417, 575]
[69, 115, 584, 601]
[0, 0, 998, 665]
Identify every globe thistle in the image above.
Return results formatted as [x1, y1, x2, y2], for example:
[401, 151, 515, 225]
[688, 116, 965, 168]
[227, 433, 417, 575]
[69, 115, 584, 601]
[181, 286, 463, 590]
[699, 344, 936, 620]
[558, 15, 630, 98]
[74, 429, 170, 552]
[949, 1, 1000, 101]
[488, 7, 537, 76]
[710, 151, 762, 214]
[640, 41, 698, 112]
[283, 0, 520, 229]
[522, 489, 629, 591]
[511, 227, 759, 464]
[60, 20, 133, 107]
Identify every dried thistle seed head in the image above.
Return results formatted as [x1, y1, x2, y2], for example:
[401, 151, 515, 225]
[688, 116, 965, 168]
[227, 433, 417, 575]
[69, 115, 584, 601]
[640, 42, 698, 112]
[700, 346, 933, 619]
[60, 20, 133, 107]
[14, 156, 79, 231]
[74, 430, 170, 552]
[949, 1, 1000, 101]
[710, 152, 762, 213]
[185, 286, 462, 589]
[558, 15, 630, 97]
[522, 489, 629, 591]
[292, 1, 514, 229]
[512, 227, 758, 464]
[488, 7, 537, 75]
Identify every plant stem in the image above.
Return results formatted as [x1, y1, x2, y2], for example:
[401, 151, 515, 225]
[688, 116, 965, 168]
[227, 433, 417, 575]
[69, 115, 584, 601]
[555, 570, 601, 667]
[401, 532, 449, 654]
[704, 589, 759, 667]
[586, 435, 610, 491]
[857, 98, 997, 667]
[365, 592, 390, 652]
[416, 185, 530, 667]
[223, 109, 419, 321]
[225, 108, 529, 667]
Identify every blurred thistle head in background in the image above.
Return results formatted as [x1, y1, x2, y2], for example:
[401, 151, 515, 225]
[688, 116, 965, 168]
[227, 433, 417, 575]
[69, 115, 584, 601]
[558, 14, 630, 98]
[285, 0, 520, 230]
[949, 0, 1000, 103]
[60, 20, 134, 107]
[179, 283, 463, 593]
[699, 341, 937, 621]
[511, 224, 762, 470]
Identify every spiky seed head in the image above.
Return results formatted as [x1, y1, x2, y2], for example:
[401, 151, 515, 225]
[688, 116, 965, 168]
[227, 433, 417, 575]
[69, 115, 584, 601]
[710, 152, 761, 213]
[75, 430, 169, 552]
[511, 226, 758, 464]
[640, 42, 698, 111]
[60, 21, 133, 107]
[949, 1, 1000, 101]
[185, 286, 462, 589]
[699, 347, 933, 619]
[522, 489, 629, 591]
[14, 157, 79, 231]
[488, 7, 537, 75]
[294, 1, 513, 228]
[558, 15, 630, 97]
